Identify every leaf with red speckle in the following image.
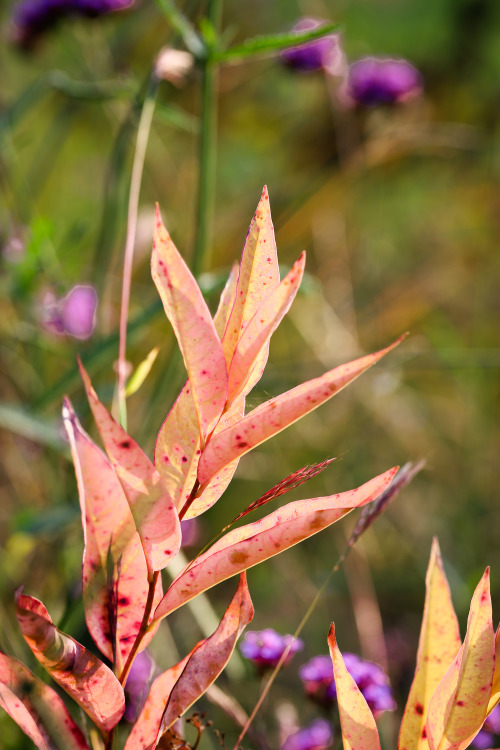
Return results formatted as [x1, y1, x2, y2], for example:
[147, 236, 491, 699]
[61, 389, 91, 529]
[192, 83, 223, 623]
[78, 361, 181, 577]
[426, 569, 495, 750]
[226, 252, 305, 402]
[327, 623, 381, 750]
[197, 338, 405, 487]
[15, 592, 125, 732]
[486, 625, 500, 714]
[0, 651, 89, 750]
[126, 574, 253, 750]
[152, 468, 397, 622]
[152, 206, 228, 439]
[62, 398, 162, 674]
[398, 538, 461, 750]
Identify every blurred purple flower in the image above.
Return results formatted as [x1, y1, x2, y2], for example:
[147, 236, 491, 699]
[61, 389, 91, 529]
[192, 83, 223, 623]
[124, 650, 156, 722]
[281, 18, 345, 76]
[282, 719, 333, 750]
[43, 284, 97, 340]
[11, 0, 134, 47]
[299, 652, 396, 715]
[345, 57, 422, 106]
[180, 518, 200, 548]
[472, 706, 500, 749]
[240, 628, 303, 670]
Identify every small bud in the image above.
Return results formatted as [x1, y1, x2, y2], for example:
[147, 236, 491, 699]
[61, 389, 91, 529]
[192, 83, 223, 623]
[154, 48, 194, 87]
[281, 18, 345, 77]
[41, 284, 97, 340]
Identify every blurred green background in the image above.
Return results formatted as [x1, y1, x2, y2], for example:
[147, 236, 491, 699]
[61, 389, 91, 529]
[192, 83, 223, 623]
[1, 0, 500, 747]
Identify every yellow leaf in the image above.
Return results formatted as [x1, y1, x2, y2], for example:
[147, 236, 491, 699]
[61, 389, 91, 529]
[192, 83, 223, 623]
[125, 346, 160, 397]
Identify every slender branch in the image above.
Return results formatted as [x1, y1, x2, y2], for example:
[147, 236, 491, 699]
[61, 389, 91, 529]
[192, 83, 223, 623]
[116, 74, 159, 429]
[118, 570, 160, 687]
[178, 479, 200, 521]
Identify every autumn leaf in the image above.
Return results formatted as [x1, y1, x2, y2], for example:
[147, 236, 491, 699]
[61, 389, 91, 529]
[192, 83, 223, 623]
[486, 625, 500, 714]
[327, 624, 381, 750]
[398, 538, 461, 750]
[63, 398, 162, 673]
[15, 592, 125, 732]
[152, 467, 397, 622]
[426, 569, 495, 750]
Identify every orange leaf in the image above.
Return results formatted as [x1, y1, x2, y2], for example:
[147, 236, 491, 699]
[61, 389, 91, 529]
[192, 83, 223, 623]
[63, 398, 162, 673]
[426, 569, 495, 750]
[486, 624, 500, 714]
[152, 206, 228, 438]
[398, 538, 461, 750]
[15, 593, 125, 732]
[0, 652, 89, 750]
[197, 338, 404, 487]
[327, 624, 381, 750]
[79, 362, 181, 577]
[153, 468, 397, 622]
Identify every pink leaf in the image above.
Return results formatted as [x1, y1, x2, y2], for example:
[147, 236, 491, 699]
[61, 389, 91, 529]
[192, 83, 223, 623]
[198, 338, 404, 487]
[327, 624, 381, 750]
[0, 651, 89, 750]
[213, 262, 240, 338]
[426, 569, 495, 750]
[152, 206, 228, 438]
[153, 468, 397, 622]
[127, 574, 253, 749]
[15, 592, 125, 732]
[78, 361, 181, 577]
[62, 398, 162, 673]
[226, 252, 305, 402]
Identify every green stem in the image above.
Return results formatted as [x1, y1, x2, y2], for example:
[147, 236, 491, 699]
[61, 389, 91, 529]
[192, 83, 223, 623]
[116, 74, 159, 429]
[192, 0, 223, 276]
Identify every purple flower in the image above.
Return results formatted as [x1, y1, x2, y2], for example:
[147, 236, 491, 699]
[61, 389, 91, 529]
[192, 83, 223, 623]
[299, 652, 396, 715]
[281, 18, 345, 76]
[42, 284, 97, 340]
[240, 629, 303, 670]
[345, 57, 422, 106]
[282, 719, 333, 750]
[124, 650, 156, 722]
[180, 518, 200, 548]
[11, 0, 134, 47]
[472, 707, 500, 748]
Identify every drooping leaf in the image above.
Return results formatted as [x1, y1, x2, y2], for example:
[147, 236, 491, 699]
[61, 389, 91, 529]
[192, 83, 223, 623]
[327, 623, 381, 750]
[198, 338, 404, 487]
[62, 398, 162, 673]
[152, 205, 228, 438]
[153, 468, 397, 621]
[486, 625, 500, 714]
[78, 361, 181, 577]
[15, 592, 125, 732]
[0, 652, 89, 750]
[398, 538, 461, 750]
[226, 252, 305, 402]
[426, 569, 495, 750]
[128, 574, 253, 749]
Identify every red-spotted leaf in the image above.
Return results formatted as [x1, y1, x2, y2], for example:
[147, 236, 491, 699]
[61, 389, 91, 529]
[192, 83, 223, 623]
[0, 651, 89, 750]
[79, 361, 181, 577]
[15, 592, 125, 732]
[221, 185, 280, 367]
[153, 467, 397, 621]
[487, 625, 500, 714]
[227, 252, 305, 402]
[127, 574, 253, 750]
[198, 338, 404, 487]
[327, 624, 381, 750]
[152, 206, 228, 438]
[426, 569, 495, 750]
[398, 538, 461, 750]
[62, 398, 162, 673]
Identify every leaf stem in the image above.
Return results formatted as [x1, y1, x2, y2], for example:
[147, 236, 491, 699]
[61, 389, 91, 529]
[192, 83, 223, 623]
[118, 570, 160, 687]
[192, 0, 223, 276]
[116, 73, 159, 429]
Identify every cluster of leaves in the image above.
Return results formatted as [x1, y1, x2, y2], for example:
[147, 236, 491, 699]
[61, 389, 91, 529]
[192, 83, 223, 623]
[0, 190, 400, 749]
[330, 538, 500, 750]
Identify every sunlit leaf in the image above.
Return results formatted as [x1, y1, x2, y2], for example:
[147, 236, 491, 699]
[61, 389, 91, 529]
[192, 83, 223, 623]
[398, 538, 461, 750]
[327, 623, 381, 750]
[125, 346, 160, 398]
[15, 592, 125, 732]
[198, 338, 404, 487]
[152, 205, 228, 438]
[0, 652, 89, 750]
[79, 361, 181, 577]
[62, 398, 162, 673]
[426, 569, 495, 750]
[486, 625, 500, 714]
[153, 468, 397, 621]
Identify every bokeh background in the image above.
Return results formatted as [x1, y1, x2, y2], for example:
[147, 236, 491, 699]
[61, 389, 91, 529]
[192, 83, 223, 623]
[1, 0, 500, 747]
